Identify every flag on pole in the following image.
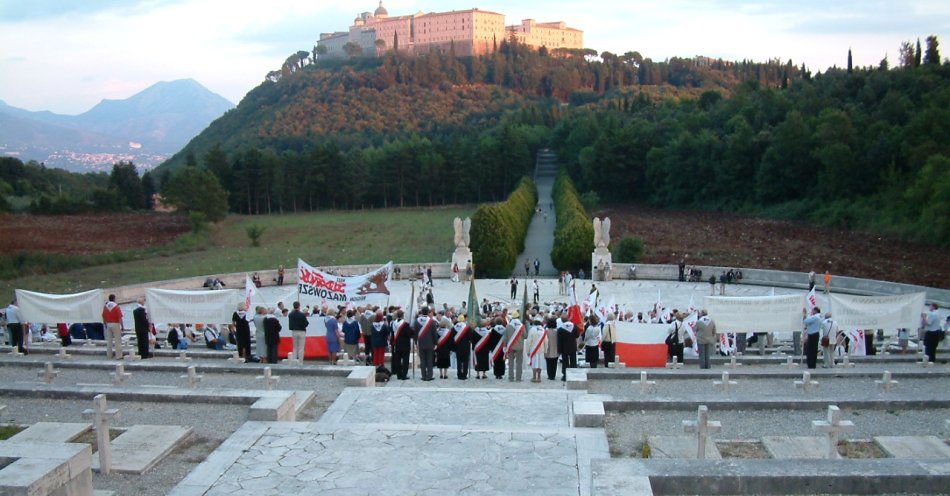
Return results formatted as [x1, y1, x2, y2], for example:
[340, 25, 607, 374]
[245, 274, 256, 310]
[566, 280, 584, 329]
[467, 271, 479, 323]
[520, 277, 529, 321]
[806, 287, 818, 311]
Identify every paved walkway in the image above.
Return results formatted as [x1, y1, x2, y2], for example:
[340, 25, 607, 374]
[513, 149, 558, 279]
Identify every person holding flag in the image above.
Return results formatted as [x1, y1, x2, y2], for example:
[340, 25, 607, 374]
[525, 318, 547, 383]
[504, 313, 526, 382]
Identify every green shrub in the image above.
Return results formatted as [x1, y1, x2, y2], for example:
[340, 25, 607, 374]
[470, 177, 537, 277]
[615, 237, 644, 263]
[579, 190, 600, 213]
[551, 170, 594, 272]
[245, 224, 267, 247]
[189, 212, 209, 233]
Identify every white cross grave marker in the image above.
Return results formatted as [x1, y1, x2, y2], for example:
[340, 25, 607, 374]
[812, 405, 854, 459]
[256, 367, 281, 390]
[110, 363, 132, 386]
[180, 366, 202, 388]
[124, 352, 140, 361]
[631, 371, 656, 394]
[665, 360, 683, 369]
[682, 405, 721, 459]
[840, 354, 855, 368]
[783, 355, 799, 368]
[227, 351, 243, 363]
[794, 371, 819, 393]
[875, 371, 898, 392]
[37, 362, 58, 384]
[713, 371, 738, 393]
[82, 394, 120, 474]
[725, 355, 742, 368]
[57, 348, 71, 358]
[282, 352, 301, 365]
[919, 355, 933, 368]
[9, 348, 23, 357]
[176, 351, 191, 361]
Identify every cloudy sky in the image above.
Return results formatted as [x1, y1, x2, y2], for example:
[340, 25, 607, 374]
[1, 0, 947, 114]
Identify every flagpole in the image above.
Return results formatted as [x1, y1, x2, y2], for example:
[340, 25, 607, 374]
[408, 279, 416, 380]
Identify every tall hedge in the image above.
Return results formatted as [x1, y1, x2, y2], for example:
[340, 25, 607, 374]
[470, 177, 538, 277]
[551, 170, 594, 272]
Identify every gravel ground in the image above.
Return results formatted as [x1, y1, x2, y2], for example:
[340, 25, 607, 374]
[605, 408, 950, 458]
[382, 374, 568, 389]
[1, 365, 347, 392]
[589, 376, 950, 402]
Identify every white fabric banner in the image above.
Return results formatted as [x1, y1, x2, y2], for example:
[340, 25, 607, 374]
[297, 259, 393, 307]
[830, 293, 926, 331]
[14, 288, 105, 323]
[145, 288, 240, 324]
[705, 294, 806, 333]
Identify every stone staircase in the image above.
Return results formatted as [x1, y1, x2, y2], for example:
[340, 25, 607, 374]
[535, 148, 559, 179]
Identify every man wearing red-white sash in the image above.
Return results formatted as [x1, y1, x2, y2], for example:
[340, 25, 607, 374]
[435, 314, 455, 379]
[390, 310, 411, 380]
[453, 318, 473, 380]
[413, 307, 438, 381]
[489, 318, 506, 379]
[525, 319, 547, 383]
[472, 320, 492, 379]
[504, 317, 526, 381]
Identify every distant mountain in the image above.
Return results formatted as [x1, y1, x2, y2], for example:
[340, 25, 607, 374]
[0, 79, 234, 171]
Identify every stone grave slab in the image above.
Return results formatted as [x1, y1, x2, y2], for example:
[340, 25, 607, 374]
[874, 436, 950, 459]
[647, 436, 722, 460]
[0, 440, 92, 496]
[8, 422, 91, 443]
[762, 436, 840, 459]
[91, 425, 193, 474]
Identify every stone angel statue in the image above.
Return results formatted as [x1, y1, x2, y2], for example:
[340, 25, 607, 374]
[453, 217, 471, 248]
[592, 217, 611, 249]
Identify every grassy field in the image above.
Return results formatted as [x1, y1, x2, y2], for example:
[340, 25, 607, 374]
[0, 206, 473, 299]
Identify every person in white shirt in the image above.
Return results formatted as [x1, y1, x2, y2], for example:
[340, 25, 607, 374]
[5, 300, 25, 354]
[820, 312, 839, 368]
[922, 303, 943, 363]
[583, 316, 603, 368]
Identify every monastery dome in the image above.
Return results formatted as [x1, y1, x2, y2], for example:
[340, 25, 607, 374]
[374, 1, 388, 16]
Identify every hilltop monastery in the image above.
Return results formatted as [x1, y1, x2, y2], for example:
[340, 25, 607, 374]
[317, 2, 583, 58]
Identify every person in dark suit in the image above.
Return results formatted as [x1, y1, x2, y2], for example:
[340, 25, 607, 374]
[232, 303, 253, 362]
[412, 307, 438, 381]
[390, 310, 411, 380]
[132, 298, 152, 358]
[264, 309, 282, 364]
[557, 317, 578, 382]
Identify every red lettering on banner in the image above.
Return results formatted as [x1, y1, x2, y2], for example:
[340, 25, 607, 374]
[299, 268, 347, 293]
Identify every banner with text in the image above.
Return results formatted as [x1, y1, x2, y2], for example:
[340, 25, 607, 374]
[830, 292, 926, 331]
[145, 288, 239, 324]
[15, 288, 105, 323]
[705, 294, 805, 333]
[297, 259, 393, 307]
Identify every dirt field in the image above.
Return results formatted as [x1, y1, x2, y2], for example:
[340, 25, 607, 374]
[0, 213, 189, 255]
[598, 206, 949, 288]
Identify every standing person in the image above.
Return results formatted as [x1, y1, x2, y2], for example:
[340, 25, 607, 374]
[678, 258, 686, 282]
[342, 310, 361, 362]
[525, 319, 547, 383]
[288, 301, 309, 361]
[232, 303, 253, 363]
[557, 316, 577, 381]
[390, 310, 411, 379]
[695, 310, 716, 369]
[808, 271, 816, 291]
[370, 312, 390, 367]
[534, 258, 540, 276]
[452, 263, 460, 283]
[718, 273, 727, 295]
[453, 316, 473, 380]
[823, 270, 832, 295]
[490, 317, 507, 379]
[524, 259, 530, 277]
[543, 318, 560, 380]
[277, 265, 285, 286]
[602, 313, 617, 367]
[413, 307, 437, 381]
[5, 299, 25, 354]
[583, 315, 602, 368]
[435, 316, 454, 379]
[505, 316, 526, 382]
[253, 306, 267, 362]
[510, 278, 518, 300]
[358, 309, 374, 363]
[263, 308, 281, 365]
[708, 275, 717, 296]
[426, 266, 433, 285]
[666, 313, 686, 364]
[102, 294, 124, 359]
[325, 312, 341, 365]
[803, 307, 823, 369]
[579, 268, 585, 280]
[922, 303, 943, 363]
[133, 298, 152, 359]
[821, 312, 839, 368]
[558, 272, 565, 295]
[533, 279, 540, 304]
[472, 319, 492, 379]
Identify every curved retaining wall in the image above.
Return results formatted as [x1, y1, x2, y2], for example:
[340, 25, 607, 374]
[608, 263, 949, 306]
[108, 263, 451, 304]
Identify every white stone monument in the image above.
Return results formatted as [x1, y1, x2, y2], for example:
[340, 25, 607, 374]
[591, 217, 612, 281]
[82, 394, 119, 475]
[181, 366, 203, 388]
[111, 363, 132, 386]
[812, 405, 854, 459]
[683, 405, 721, 459]
[256, 367, 281, 390]
[794, 371, 819, 393]
[631, 371, 656, 394]
[713, 371, 738, 393]
[875, 370, 898, 392]
[452, 217, 473, 279]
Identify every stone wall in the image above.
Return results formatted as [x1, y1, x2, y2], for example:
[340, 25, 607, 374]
[609, 263, 950, 305]
[107, 263, 451, 304]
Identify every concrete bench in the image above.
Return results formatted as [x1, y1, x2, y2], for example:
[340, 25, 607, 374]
[346, 366, 376, 387]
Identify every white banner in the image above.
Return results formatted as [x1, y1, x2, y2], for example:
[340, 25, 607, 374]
[14, 288, 105, 323]
[297, 259, 393, 307]
[705, 294, 806, 333]
[830, 293, 926, 331]
[145, 288, 240, 324]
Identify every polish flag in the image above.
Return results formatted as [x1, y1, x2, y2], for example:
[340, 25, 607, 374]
[683, 312, 699, 354]
[245, 275, 257, 310]
[806, 288, 818, 311]
[614, 323, 669, 367]
[566, 281, 584, 329]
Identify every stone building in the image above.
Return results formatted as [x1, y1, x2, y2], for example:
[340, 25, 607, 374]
[317, 2, 582, 59]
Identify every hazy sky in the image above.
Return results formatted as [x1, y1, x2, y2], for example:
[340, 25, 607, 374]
[1, 0, 947, 114]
